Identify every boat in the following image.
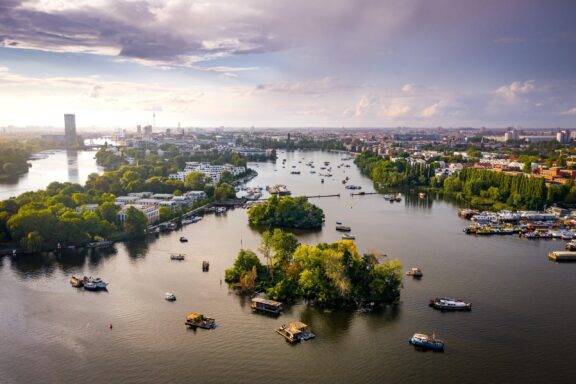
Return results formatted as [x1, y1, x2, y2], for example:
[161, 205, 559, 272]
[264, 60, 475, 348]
[251, 297, 283, 315]
[185, 312, 216, 329]
[179, 236, 188, 242]
[167, 222, 177, 230]
[406, 268, 423, 277]
[418, 192, 426, 199]
[170, 253, 186, 261]
[276, 322, 315, 343]
[342, 234, 356, 240]
[336, 225, 351, 232]
[165, 292, 176, 301]
[86, 240, 113, 248]
[429, 298, 472, 311]
[202, 260, 210, 272]
[83, 277, 108, 291]
[215, 207, 227, 215]
[321, 178, 324, 183]
[409, 333, 444, 351]
[70, 275, 85, 287]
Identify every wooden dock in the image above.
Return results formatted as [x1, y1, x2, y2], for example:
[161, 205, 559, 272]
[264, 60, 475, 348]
[350, 192, 379, 196]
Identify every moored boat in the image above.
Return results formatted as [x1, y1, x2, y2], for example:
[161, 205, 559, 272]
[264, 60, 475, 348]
[342, 233, 356, 240]
[179, 236, 188, 242]
[406, 268, 423, 278]
[409, 333, 444, 351]
[70, 275, 85, 287]
[251, 297, 283, 315]
[170, 253, 186, 261]
[185, 312, 216, 329]
[276, 322, 315, 343]
[83, 277, 108, 291]
[429, 297, 471, 311]
[336, 225, 351, 232]
[165, 292, 176, 301]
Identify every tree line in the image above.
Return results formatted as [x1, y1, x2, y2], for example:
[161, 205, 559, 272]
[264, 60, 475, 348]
[247, 195, 325, 229]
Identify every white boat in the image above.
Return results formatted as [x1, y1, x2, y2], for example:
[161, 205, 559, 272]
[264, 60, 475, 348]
[170, 254, 185, 261]
[429, 297, 471, 311]
[83, 277, 108, 291]
[342, 234, 356, 240]
[179, 236, 188, 242]
[165, 292, 176, 301]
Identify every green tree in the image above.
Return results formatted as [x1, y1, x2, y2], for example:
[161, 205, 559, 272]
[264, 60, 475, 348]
[214, 183, 236, 201]
[21, 231, 44, 252]
[185, 172, 207, 190]
[124, 207, 148, 237]
[97, 202, 119, 224]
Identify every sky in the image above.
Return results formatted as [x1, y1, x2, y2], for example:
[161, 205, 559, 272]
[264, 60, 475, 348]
[1, 0, 576, 129]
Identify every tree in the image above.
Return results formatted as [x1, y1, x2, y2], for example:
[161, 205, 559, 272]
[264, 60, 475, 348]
[214, 183, 236, 201]
[21, 231, 44, 253]
[159, 206, 172, 222]
[97, 202, 119, 224]
[124, 207, 148, 236]
[185, 171, 207, 190]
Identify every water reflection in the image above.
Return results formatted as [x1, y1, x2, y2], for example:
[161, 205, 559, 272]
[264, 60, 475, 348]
[66, 150, 79, 180]
[8, 246, 118, 278]
[403, 193, 433, 210]
[124, 238, 150, 261]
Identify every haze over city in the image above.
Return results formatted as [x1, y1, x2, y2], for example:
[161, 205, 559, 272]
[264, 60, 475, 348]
[1, 0, 576, 128]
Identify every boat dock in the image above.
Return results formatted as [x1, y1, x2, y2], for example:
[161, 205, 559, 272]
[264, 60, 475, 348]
[548, 251, 576, 262]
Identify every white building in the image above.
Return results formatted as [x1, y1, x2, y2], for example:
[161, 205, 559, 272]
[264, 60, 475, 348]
[168, 162, 246, 183]
[117, 204, 159, 224]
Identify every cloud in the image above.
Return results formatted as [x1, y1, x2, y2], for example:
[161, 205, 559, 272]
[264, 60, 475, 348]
[355, 95, 373, 118]
[380, 102, 410, 118]
[493, 37, 526, 44]
[89, 85, 102, 98]
[401, 83, 415, 92]
[255, 77, 352, 95]
[495, 80, 535, 101]
[562, 107, 576, 116]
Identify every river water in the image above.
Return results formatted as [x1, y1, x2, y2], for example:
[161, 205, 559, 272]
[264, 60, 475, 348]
[1, 150, 575, 384]
[0, 150, 103, 200]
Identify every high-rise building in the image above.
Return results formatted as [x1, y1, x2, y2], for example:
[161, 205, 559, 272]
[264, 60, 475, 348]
[64, 114, 77, 146]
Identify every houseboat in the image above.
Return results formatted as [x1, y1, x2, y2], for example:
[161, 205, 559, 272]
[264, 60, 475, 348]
[409, 333, 444, 351]
[185, 312, 216, 329]
[429, 298, 472, 311]
[251, 297, 283, 315]
[276, 322, 315, 343]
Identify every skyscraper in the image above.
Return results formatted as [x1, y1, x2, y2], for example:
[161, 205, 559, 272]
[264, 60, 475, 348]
[64, 114, 77, 146]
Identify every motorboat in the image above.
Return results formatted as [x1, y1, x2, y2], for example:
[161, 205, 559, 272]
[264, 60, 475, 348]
[83, 277, 108, 291]
[406, 268, 423, 278]
[409, 333, 444, 351]
[70, 275, 85, 287]
[336, 225, 351, 232]
[429, 298, 471, 311]
[165, 292, 176, 301]
[342, 234, 356, 240]
[179, 236, 188, 242]
[170, 254, 186, 261]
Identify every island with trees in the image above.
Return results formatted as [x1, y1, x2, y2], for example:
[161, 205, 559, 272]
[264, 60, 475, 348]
[225, 229, 403, 308]
[247, 195, 325, 229]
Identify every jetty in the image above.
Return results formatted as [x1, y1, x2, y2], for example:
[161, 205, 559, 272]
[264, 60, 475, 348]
[548, 251, 576, 262]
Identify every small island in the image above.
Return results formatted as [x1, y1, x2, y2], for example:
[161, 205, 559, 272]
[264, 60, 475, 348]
[225, 229, 402, 308]
[247, 195, 324, 229]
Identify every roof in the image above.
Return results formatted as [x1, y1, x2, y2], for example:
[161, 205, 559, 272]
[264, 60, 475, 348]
[251, 297, 282, 307]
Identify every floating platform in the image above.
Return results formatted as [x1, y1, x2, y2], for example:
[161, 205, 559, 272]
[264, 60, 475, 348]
[185, 313, 216, 329]
[548, 251, 576, 262]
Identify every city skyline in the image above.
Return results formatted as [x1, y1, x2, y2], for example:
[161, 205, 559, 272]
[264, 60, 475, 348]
[1, 0, 576, 128]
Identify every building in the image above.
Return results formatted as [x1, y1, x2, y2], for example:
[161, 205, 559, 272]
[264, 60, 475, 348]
[168, 162, 246, 183]
[117, 204, 159, 224]
[64, 114, 77, 146]
[556, 129, 571, 144]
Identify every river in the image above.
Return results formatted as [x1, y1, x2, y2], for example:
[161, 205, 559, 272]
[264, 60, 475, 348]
[1, 150, 575, 384]
[0, 150, 104, 200]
